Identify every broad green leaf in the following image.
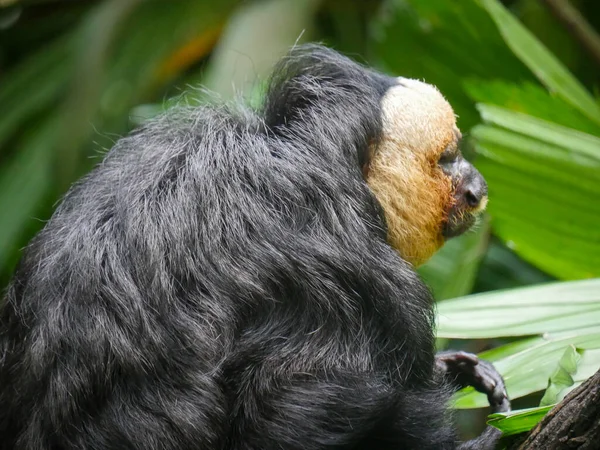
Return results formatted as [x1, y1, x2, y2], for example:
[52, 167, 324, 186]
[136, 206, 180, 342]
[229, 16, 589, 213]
[476, 105, 600, 163]
[464, 80, 600, 136]
[488, 215, 599, 280]
[471, 107, 600, 279]
[480, 0, 600, 125]
[487, 405, 553, 436]
[453, 328, 600, 408]
[437, 279, 600, 338]
[473, 126, 600, 175]
[419, 218, 489, 301]
[474, 152, 600, 278]
[480, 161, 600, 229]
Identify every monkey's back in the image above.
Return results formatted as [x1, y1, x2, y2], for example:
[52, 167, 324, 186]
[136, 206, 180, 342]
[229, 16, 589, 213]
[0, 107, 253, 448]
[0, 57, 448, 450]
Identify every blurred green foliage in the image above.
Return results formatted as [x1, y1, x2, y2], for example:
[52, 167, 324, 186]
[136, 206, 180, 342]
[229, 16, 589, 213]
[1, 0, 600, 441]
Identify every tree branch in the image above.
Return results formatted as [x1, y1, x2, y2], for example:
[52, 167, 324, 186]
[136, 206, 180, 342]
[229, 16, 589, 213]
[508, 368, 600, 449]
[540, 0, 600, 68]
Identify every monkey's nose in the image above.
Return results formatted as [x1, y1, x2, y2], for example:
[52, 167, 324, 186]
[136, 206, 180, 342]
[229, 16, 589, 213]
[465, 188, 482, 207]
[464, 173, 487, 208]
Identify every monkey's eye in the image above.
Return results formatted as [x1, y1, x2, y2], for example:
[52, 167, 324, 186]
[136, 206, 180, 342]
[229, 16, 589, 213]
[438, 147, 457, 164]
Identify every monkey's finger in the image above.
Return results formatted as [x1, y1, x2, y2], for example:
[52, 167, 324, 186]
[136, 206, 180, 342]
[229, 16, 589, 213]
[474, 362, 510, 412]
[487, 381, 509, 410]
[451, 351, 479, 366]
[489, 391, 511, 413]
[437, 351, 479, 367]
[462, 361, 504, 395]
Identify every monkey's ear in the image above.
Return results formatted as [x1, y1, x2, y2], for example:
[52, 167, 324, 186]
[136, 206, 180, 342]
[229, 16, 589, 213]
[362, 163, 370, 179]
[361, 139, 377, 179]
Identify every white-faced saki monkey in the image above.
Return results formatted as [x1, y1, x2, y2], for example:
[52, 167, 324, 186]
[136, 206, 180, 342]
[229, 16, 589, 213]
[0, 45, 509, 450]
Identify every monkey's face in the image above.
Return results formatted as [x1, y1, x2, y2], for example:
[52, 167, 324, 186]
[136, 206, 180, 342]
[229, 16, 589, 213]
[366, 78, 487, 267]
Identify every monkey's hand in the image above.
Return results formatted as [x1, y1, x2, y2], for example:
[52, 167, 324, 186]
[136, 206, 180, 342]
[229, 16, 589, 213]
[435, 351, 510, 413]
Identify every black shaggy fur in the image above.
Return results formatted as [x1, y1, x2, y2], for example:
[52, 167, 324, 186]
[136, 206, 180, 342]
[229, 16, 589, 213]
[2, 45, 486, 449]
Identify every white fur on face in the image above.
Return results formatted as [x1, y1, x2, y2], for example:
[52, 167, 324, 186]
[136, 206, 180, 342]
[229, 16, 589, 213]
[380, 78, 458, 155]
[366, 78, 458, 266]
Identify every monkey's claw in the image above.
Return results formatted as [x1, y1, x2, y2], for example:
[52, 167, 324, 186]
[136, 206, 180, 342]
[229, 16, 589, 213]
[436, 351, 510, 413]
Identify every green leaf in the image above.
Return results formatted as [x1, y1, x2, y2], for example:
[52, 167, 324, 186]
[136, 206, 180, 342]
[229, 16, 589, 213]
[477, 105, 600, 163]
[0, 119, 57, 273]
[539, 345, 581, 406]
[541, 348, 600, 405]
[464, 80, 600, 136]
[437, 279, 600, 338]
[487, 405, 553, 436]
[471, 106, 600, 279]
[473, 126, 600, 176]
[452, 328, 600, 408]
[479, 0, 600, 125]
[0, 0, 241, 280]
[0, 34, 73, 150]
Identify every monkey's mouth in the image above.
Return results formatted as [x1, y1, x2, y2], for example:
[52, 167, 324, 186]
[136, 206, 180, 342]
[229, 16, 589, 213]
[442, 210, 477, 239]
[442, 194, 487, 239]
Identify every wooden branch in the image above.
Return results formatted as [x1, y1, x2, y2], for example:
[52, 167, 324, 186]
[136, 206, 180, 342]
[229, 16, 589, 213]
[508, 368, 600, 449]
[540, 0, 600, 68]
